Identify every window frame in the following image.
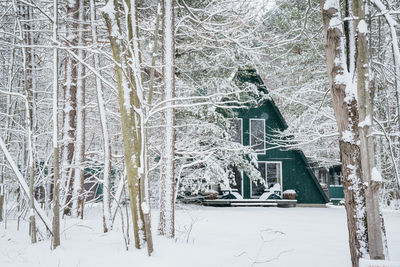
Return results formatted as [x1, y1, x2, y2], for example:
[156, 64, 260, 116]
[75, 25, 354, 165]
[250, 161, 283, 198]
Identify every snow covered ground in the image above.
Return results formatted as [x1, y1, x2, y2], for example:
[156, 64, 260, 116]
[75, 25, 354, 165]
[1, 205, 399, 267]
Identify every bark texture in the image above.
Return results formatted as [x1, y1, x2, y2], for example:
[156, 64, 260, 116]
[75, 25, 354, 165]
[321, 0, 388, 265]
[72, 0, 86, 219]
[62, 0, 79, 216]
[89, 0, 112, 232]
[52, 0, 60, 249]
[320, 1, 368, 265]
[159, 0, 176, 239]
[20, 3, 37, 244]
[353, 0, 385, 260]
[102, 0, 153, 254]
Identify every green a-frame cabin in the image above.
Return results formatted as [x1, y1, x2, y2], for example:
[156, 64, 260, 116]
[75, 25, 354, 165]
[224, 69, 328, 205]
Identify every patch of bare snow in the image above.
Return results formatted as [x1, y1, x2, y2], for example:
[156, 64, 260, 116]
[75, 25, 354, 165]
[371, 167, 383, 182]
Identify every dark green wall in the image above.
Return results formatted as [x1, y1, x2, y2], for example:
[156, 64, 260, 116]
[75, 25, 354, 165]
[329, 186, 344, 199]
[328, 165, 344, 199]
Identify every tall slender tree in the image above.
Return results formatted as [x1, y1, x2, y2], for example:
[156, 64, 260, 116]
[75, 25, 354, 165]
[89, 0, 112, 231]
[72, 0, 87, 219]
[159, 0, 175, 238]
[102, 0, 153, 254]
[52, 0, 61, 249]
[62, 0, 79, 216]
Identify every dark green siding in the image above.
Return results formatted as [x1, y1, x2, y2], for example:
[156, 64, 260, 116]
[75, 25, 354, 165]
[328, 165, 344, 200]
[234, 70, 328, 204]
[329, 186, 344, 199]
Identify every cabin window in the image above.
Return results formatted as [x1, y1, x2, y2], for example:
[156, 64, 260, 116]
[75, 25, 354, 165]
[251, 161, 282, 197]
[330, 171, 343, 186]
[229, 118, 242, 144]
[250, 119, 265, 153]
[334, 173, 342, 186]
[266, 162, 281, 188]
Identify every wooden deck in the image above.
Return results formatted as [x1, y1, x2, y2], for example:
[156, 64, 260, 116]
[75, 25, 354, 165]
[202, 199, 297, 208]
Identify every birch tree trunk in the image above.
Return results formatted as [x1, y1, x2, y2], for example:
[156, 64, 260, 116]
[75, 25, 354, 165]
[52, 0, 60, 249]
[24, 14, 37, 245]
[89, 0, 112, 232]
[159, 0, 175, 239]
[142, 1, 161, 253]
[72, 0, 86, 219]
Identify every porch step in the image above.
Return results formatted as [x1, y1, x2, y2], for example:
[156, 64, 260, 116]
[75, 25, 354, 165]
[202, 199, 297, 208]
[231, 202, 277, 207]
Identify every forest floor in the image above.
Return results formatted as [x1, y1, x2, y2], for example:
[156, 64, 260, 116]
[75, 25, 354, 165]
[0, 204, 399, 267]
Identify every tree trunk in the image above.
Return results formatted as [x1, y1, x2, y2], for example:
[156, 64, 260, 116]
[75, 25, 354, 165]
[52, 0, 60, 249]
[370, 0, 400, 191]
[62, 0, 79, 216]
[142, 1, 161, 255]
[320, 1, 368, 265]
[25, 39, 37, 244]
[158, 0, 175, 239]
[72, 0, 86, 219]
[126, 0, 154, 254]
[353, 0, 385, 260]
[102, 0, 153, 254]
[16, 2, 37, 243]
[90, 0, 112, 232]
[321, 0, 390, 265]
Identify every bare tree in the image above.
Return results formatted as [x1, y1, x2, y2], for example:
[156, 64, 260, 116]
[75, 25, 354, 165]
[89, 0, 112, 231]
[158, 0, 175, 238]
[102, 0, 153, 254]
[320, 0, 387, 265]
[12, 1, 38, 243]
[52, 0, 61, 249]
[62, 0, 79, 216]
[71, 0, 86, 220]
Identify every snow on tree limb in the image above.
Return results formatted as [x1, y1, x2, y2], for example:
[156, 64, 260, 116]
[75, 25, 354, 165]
[0, 136, 53, 235]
